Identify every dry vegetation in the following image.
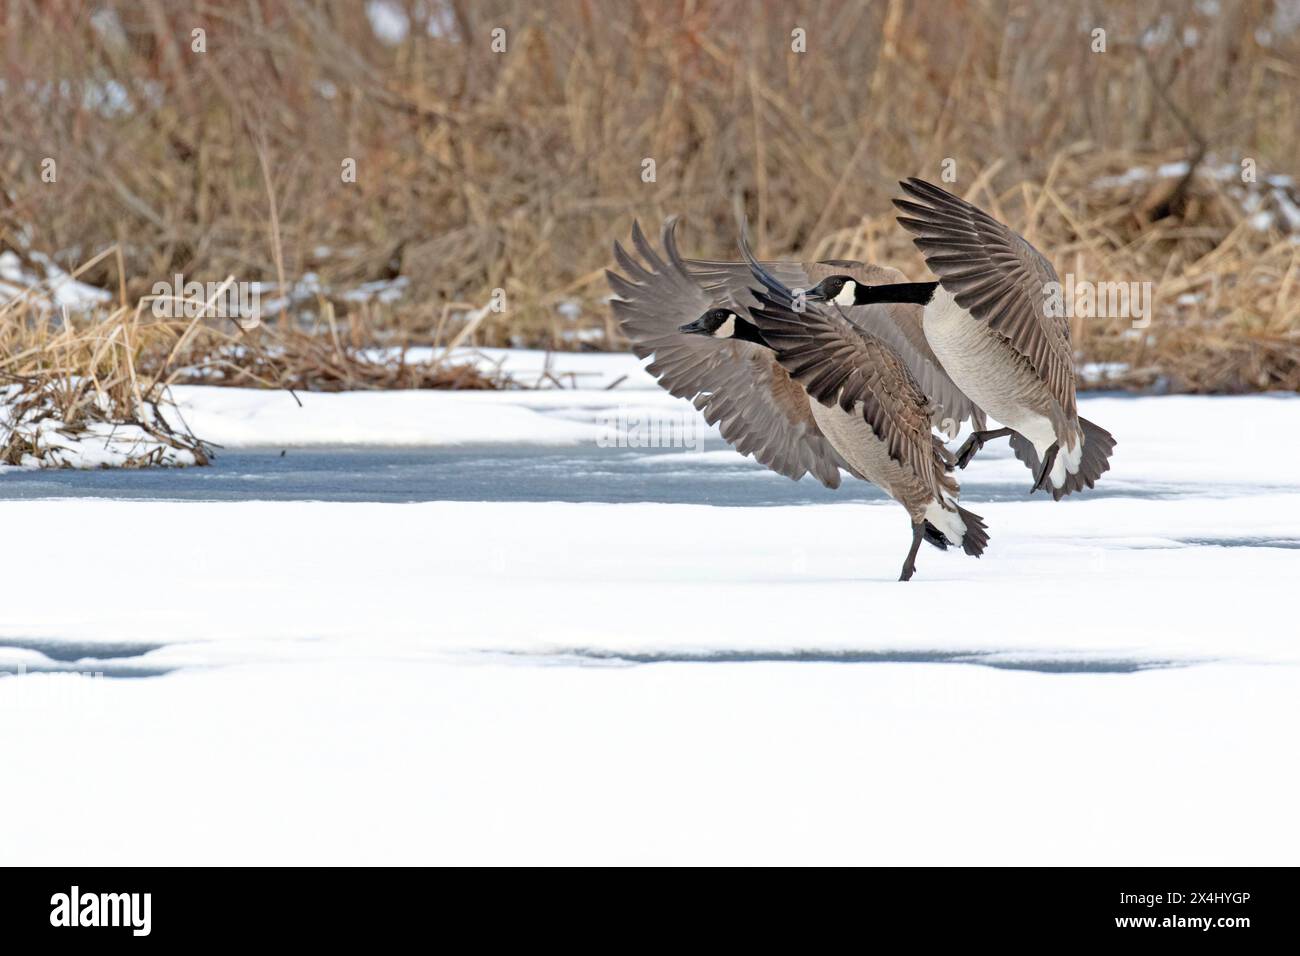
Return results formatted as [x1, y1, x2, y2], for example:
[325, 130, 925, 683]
[1, 0, 1298, 400]
[0, 283, 214, 465]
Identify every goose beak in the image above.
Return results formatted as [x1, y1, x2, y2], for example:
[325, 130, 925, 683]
[677, 317, 709, 335]
[804, 280, 830, 301]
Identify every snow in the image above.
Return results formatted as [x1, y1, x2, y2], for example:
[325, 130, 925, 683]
[0, 383, 201, 470]
[161, 381, 1300, 495]
[162, 383, 628, 447]
[1089, 158, 1300, 235]
[1, 493, 1296, 661]
[339, 275, 409, 304]
[363, 0, 453, 44]
[236, 273, 411, 316]
[373, 346, 655, 390]
[1077, 361, 1129, 384]
[2, 489, 1298, 864]
[0, 418, 199, 470]
[0, 250, 113, 312]
[365, 0, 409, 44]
[5, 656, 1294, 866]
[0, 77, 162, 119]
[3, 377, 1298, 864]
[160, 350, 656, 447]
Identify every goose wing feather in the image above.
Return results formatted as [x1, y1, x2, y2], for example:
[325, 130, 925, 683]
[807, 259, 987, 437]
[606, 219, 844, 488]
[893, 177, 1077, 421]
[738, 225, 957, 506]
[683, 256, 985, 436]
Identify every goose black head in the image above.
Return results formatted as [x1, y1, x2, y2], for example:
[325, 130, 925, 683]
[679, 307, 739, 338]
[806, 275, 860, 306]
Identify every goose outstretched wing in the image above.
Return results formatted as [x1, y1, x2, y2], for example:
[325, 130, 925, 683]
[606, 219, 844, 487]
[894, 177, 1077, 421]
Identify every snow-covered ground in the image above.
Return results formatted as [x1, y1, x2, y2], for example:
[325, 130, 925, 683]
[396, 346, 652, 389]
[2, 355, 1297, 865]
[0, 383, 203, 470]
[0, 249, 113, 312]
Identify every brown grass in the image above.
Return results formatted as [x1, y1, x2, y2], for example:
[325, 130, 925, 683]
[0, 287, 215, 464]
[815, 153, 1300, 392]
[1, 0, 1298, 392]
[0, 277, 506, 401]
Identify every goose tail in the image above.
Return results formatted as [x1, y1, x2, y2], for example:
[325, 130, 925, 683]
[955, 506, 989, 557]
[1009, 418, 1116, 500]
[922, 502, 989, 557]
[1068, 417, 1117, 497]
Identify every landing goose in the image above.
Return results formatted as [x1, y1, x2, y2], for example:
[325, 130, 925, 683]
[607, 219, 843, 488]
[807, 178, 1115, 498]
[605, 218, 988, 581]
[684, 256, 985, 440]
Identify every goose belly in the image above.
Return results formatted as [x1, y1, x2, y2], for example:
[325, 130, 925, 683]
[921, 286, 1057, 454]
[808, 402, 927, 514]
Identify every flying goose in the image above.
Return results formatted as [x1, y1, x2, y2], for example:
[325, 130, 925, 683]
[806, 178, 1115, 498]
[605, 218, 988, 581]
[683, 256, 985, 440]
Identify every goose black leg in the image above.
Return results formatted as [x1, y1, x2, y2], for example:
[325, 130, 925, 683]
[898, 522, 925, 582]
[954, 427, 1014, 469]
[1031, 441, 1060, 494]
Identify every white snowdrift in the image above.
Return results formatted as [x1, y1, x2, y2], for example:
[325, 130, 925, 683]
[0, 383, 202, 470]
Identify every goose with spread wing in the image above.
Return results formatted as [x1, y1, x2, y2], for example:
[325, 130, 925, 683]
[605, 218, 988, 581]
[683, 254, 984, 440]
[806, 178, 1116, 498]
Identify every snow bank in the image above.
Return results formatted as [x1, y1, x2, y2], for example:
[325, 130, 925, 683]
[0, 250, 113, 312]
[162, 385, 631, 447]
[0, 383, 203, 470]
[375, 346, 656, 390]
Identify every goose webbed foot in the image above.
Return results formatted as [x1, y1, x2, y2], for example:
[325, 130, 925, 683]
[898, 523, 924, 582]
[954, 427, 1014, 469]
[1031, 441, 1060, 494]
[954, 437, 980, 470]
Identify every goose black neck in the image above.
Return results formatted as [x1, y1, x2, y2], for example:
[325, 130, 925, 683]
[732, 316, 770, 347]
[855, 281, 939, 306]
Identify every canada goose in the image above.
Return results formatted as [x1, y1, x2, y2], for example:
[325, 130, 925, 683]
[807, 178, 1115, 498]
[605, 218, 988, 581]
[683, 256, 984, 440]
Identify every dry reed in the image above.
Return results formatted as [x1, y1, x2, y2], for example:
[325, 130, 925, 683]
[0, 0, 1297, 393]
